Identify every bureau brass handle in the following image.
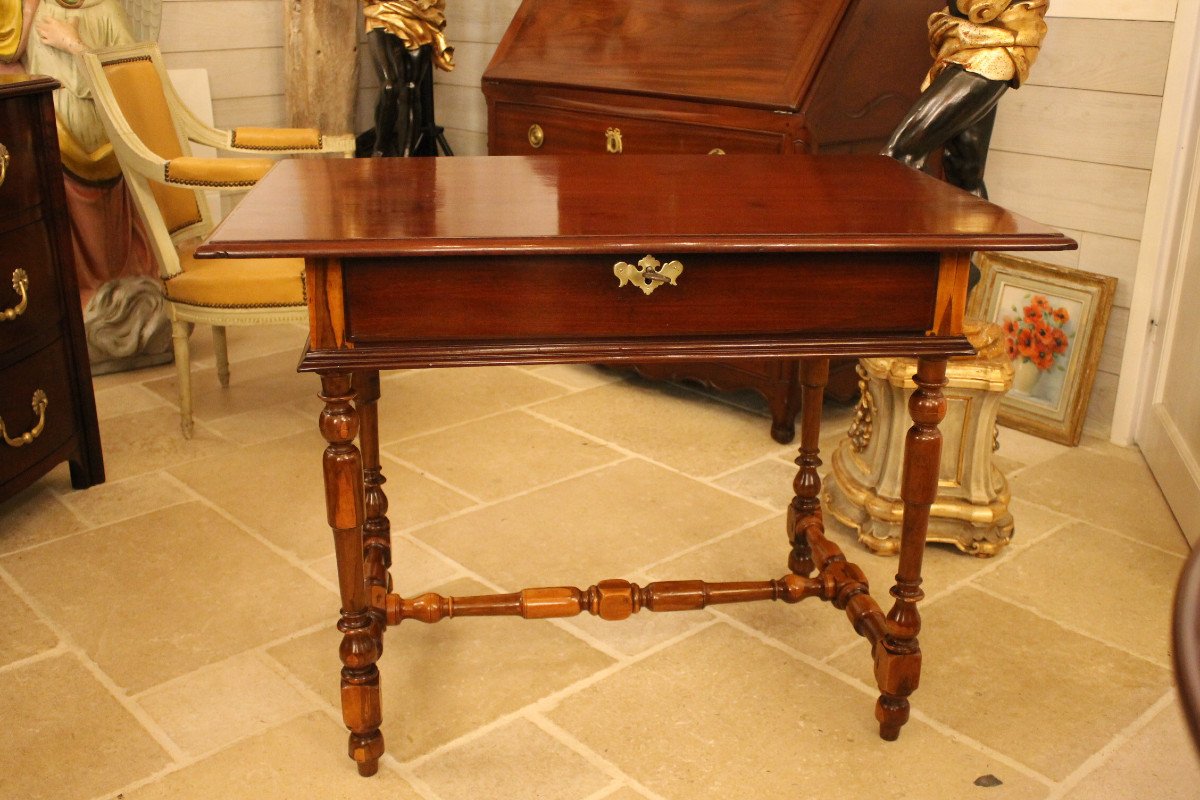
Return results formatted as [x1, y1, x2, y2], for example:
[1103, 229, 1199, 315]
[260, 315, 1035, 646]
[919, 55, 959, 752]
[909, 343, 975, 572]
[614, 255, 682, 296]
[0, 142, 9, 187]
[708, 148, 726, 155]
[2, 269, 29, 321]
[0, 389, 48, 448]
[527, 124, 544, 149]
[605, 127, 623, 154]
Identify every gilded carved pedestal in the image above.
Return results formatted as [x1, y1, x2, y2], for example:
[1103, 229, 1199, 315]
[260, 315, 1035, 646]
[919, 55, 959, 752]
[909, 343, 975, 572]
[824, 321, 1015, 557]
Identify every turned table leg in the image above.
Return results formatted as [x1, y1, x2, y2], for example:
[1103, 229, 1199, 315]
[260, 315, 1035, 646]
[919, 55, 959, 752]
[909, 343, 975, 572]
[874, 356, 948, 740]
[356, 370, 392, 652]
[787, 357, 828, 577]
[320, 372, 384, 776]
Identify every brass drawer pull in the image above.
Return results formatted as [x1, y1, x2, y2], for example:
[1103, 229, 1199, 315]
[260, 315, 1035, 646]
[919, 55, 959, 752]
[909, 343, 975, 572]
[614, 255, 683, 296]
[2, 269, 29, 321]
[527, 124, 544, 149]
[605, 127, 623, 154]
[1, 389, 48, 448]
[0, 142, 9, 187]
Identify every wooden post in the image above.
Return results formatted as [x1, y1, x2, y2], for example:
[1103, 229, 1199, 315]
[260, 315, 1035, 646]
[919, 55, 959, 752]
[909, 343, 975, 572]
[283, 0, 360, 132]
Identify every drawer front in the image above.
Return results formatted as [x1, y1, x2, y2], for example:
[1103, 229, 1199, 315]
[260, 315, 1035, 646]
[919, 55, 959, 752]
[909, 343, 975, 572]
[0, 220, 64, 358]
[492, 102, 785, 156]
[0, 93, 44, 222]
[343, 252, 940, 345]
[0, 337, 76, 486]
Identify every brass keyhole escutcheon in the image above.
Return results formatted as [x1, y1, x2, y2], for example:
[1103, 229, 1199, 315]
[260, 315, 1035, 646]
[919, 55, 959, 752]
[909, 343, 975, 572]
[605, 127, 623, 154]
[0, 142, 10, 188]
[613, 255, 683, 296]
[527, 124, 544, 149]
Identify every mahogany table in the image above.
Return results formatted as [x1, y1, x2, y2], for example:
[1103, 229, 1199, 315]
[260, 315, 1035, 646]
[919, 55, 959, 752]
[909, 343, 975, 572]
[198, 154, 1075, 776]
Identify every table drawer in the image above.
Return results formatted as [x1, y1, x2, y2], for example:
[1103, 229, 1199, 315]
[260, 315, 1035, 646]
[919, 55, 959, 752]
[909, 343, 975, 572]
[0, 337, 75, 486]
[492, 102, 785, 156]
[0, 93, 43, 222]
[343, 251, 940, 345]
[0, 219, 64, 358]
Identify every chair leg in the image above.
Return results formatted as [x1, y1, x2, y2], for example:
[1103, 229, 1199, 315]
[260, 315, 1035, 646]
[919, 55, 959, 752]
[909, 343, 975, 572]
[213, 325, 230, 388]
[172, 320, 194, 438]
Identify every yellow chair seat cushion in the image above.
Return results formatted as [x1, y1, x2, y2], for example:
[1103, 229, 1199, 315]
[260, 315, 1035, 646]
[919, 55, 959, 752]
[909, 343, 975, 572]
[167, 245, 306, 308]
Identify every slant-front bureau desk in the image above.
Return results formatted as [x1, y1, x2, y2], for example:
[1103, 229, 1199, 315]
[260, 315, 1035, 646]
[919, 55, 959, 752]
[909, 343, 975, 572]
[197, 154, 1074, 776]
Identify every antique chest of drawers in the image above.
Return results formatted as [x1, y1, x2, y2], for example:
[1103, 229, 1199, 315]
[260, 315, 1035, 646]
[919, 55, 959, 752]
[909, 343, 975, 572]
[483, 0, 941, 441]
[0, 75, 104, 502]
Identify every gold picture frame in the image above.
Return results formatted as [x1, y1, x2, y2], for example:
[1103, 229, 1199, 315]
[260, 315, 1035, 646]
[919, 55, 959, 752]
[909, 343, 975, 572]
[968, 253, 1117, 446]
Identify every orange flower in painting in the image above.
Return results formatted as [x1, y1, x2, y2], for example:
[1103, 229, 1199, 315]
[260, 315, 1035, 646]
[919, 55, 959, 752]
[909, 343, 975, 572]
[1005, 292, 1072, 374]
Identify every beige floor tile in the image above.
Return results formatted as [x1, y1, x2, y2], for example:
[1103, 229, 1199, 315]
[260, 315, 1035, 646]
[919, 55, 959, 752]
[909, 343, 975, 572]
[170, 431, 474, 562]
[137, 652, 319, 757]
[1009, 448, 1187, 555]
[0, 579, 57, 667]
[598, 788, 651, 800]
[2, 502, 333, 693]
[411, 459, 769, 590]
[413, 717, 612, 800]
[204, 404, 313, 445]
[532, 378, 791, 478]
[58, 472, 190, 528]
[390, 410, 622, 502]
[310, 536, 462, 596]
[525, 364, 623, 389]
[560, 605, 711, 658]
[829, 588, 1171, 781]
[547, 623, 1047, 800]
[0, 480, 87, 555]
[143, 351, 315, 424]
[90, 358, 178, 392]
[94, 383, 172, 421]
[997, 424, 1072, 469]
[377, 366, 568, 442]
[1062, 699, 1200, 800]
[121, 712, 424, 798]
[1007, 497, 1073, 548]
[96, 407, 233, 481]
[651, 515, 999, 661]
[979, 522, 1184, 664]
[0, 653, 170, 800]
[269, 578, 615, 761]
[713, 457, 797, 511]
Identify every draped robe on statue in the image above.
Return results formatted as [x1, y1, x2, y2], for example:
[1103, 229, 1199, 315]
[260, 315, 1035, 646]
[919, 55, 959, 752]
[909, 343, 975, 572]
[22, 0, 156, 307]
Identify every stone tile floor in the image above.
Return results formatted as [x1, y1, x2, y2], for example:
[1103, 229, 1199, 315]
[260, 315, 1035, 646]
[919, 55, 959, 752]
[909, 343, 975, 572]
[1, 323, 1196, 800]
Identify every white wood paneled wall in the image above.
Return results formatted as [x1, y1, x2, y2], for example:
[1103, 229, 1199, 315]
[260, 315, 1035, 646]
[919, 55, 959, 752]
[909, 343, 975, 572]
[987, 13, 1175, 435]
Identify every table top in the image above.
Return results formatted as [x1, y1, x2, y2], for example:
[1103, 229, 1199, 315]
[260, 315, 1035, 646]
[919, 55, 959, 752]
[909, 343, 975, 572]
[198, 154, 1076, 261]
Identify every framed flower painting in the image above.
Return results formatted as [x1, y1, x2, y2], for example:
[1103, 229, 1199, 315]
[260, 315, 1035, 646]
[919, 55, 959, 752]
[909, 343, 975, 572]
[969, 253, 1117, 446]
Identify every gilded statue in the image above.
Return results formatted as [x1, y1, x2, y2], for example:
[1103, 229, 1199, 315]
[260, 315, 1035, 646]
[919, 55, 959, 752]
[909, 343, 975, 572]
[883, 0, 1049, 202]
[363, 0, 454, 157]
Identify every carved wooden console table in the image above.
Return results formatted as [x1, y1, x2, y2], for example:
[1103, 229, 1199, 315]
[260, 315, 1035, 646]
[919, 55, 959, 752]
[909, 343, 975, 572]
[197, 154, 1074, 776]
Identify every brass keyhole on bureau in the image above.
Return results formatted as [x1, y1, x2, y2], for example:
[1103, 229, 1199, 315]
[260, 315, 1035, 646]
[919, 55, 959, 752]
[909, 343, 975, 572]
[527, 124, 544, 149]
[605, 127, 623, 154]
[613, 255, 683, 296]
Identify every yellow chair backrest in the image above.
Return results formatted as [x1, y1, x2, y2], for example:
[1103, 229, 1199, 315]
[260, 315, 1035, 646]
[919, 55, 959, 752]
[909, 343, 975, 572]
[101, 56, 202, 234]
